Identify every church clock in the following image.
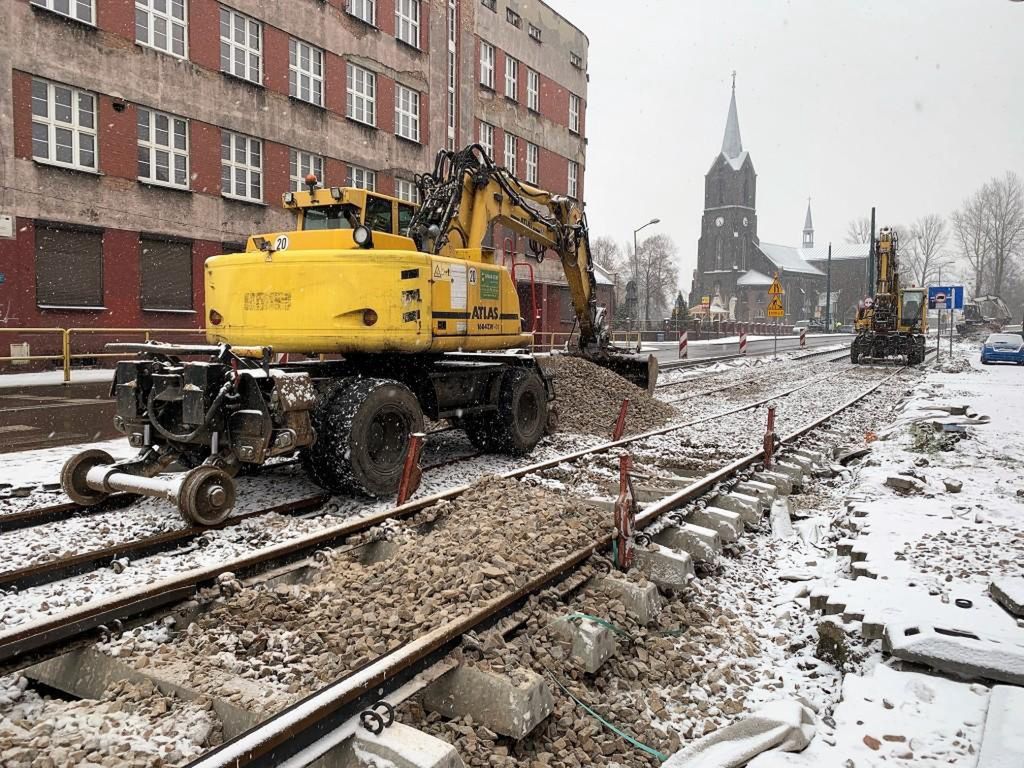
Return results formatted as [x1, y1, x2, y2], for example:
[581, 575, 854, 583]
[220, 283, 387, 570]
[715, 216, 724, 227]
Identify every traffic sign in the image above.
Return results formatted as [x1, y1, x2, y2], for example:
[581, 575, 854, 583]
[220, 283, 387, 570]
[768, 273, 784, 296]
[701, 295, 711, 307]
[767, 295, 785, 318]
[928, 286, 964, 310]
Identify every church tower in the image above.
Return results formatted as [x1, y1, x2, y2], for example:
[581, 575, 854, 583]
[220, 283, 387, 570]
[802, 200, 814, 248]
[692, 76, 758, 308]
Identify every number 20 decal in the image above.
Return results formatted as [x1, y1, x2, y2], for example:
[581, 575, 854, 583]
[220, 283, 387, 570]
[274, 235, 289, 251]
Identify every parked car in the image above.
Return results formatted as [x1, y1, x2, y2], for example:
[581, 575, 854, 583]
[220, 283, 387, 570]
[980, 333, 1024, 365]
[793, 320, 824, 334]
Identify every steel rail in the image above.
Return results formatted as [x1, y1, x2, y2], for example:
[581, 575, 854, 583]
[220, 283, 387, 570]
[0, 364, 878, 672]
[0, 493, 137, 534]
[656, 344, 850, 390]
[185, 366, 910, 768]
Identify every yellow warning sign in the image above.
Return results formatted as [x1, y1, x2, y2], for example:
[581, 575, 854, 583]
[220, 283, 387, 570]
[767, 295, 785, 318]
[768, 273, 784, 296]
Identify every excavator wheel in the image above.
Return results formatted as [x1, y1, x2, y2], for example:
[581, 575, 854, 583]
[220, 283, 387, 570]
[303, 378, 424, 497]
[465, 368, 547, 455]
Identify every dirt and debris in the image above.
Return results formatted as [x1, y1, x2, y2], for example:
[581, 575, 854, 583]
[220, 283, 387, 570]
[539, 355, 677, 437]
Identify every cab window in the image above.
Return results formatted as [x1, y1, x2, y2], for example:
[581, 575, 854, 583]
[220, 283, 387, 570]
[397, 203, 415, 236]
[303, 205, 358, 231]
[365, 195, 394, 233]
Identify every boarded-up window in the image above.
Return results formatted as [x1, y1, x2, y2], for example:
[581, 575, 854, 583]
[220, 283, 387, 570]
[35, 224, 103, 308]
[140, 237, 193, 310]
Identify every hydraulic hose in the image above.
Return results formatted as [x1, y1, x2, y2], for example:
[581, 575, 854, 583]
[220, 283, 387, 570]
[147, 379, 235, 443]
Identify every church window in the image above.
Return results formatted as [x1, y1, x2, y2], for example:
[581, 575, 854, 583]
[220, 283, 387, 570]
[715, 239, 723, 270]
[743, 175, 749, 205]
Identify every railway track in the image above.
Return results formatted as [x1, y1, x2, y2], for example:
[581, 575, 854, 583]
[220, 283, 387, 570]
[657, 338, 849, 374]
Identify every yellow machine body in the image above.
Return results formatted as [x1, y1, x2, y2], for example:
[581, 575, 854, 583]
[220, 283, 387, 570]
[205, 187, 530, 354]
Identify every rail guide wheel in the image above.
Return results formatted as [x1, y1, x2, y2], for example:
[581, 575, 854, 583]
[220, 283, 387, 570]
[60, 449, 115, 506]
[177, 466, 236, 527]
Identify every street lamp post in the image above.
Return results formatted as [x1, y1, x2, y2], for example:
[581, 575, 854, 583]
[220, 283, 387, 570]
[633, 217, 660, 327]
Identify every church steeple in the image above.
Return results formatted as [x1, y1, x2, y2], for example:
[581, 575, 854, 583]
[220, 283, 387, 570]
[721, 73, 743, 160]
[803, 198, 814, 248]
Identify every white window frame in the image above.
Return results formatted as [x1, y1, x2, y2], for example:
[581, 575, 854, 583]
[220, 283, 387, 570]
[481, 0, 495, 11]
[31, 0, 94, 25]
[505, 56, 518, 101]
[346, 63, 376, 127]
[569, 93, 581, 134]
[221, 131, 262, 203]
[395, 0, 420, 48]
[527, 69, 539, 112]
[135, 0, 188, 59]
[525, 142, 538, 185]
[478, 122, 494, 158]
[350, 165, 376, 191]
[528, 23, 541, 42]
[289, 39, 324, 107]
[30, 78, 97, 173]
[480, 41, 495, 89]
[220, 7, 262, 85]
[137, 107, 189, 189]
[503, 133, 517, 174]
[446, 0, 457, 150]
[396, 178, 419, 204]
[395, 84, 421, 143]
[506, 7, 521, 27]
[568, 160, 579, 199]
[289, 149, 323, 192]
[570, 51, 583, 69]
[348, 0, 375, 25]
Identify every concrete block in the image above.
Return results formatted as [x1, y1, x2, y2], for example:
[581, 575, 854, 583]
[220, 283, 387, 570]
[712, 492, 761, 525]
[753, 471, 793, 496]
[339, 722, 465, 768]
[593, 573, 661, 625]
[422, 665, 553, 739]
[989, 578, 1024, 617]
[688, 506, 743, 542]
[976, 686, 1024, 768]
[654, 523, 721, 563]
[782, 454, 813, 473]
[885, 475, 924, 493]
[734, 480, 777, 506]
[774, 462, 806, 485]
[769, 498, 794, 538]
[551, 616, 616, 674]
[790, 449, 824, 467]
[634, 544, 695, 591]
[883, 624, 1024, 685]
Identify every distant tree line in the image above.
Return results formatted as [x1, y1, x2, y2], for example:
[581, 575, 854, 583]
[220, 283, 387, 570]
[591, 234, 681, 327]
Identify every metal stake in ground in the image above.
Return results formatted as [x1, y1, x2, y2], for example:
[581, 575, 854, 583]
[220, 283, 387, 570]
[612, 453, 637, 570]
[678, 329, 688, 359]
[611, 399, 630, 441]
[396, 432, 426, 505]
[763, 406, 777, 468]
[740, 327, 748, 355]
[799, 327, 807, 348]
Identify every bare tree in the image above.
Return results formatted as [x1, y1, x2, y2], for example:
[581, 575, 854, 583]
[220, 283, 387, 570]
[846, 216, 872, 244]
[591, 235, 624, 272]
[903, 214, 951, 286]
[981, 171, 1024, 296]
[631, 233, 680, 323]
[952, 189, 991, 296]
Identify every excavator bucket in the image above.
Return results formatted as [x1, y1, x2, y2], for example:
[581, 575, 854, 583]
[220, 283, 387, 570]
[579, 349, 659, 394]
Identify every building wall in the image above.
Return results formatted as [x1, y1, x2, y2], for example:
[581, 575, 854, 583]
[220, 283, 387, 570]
[807, 257, 869, 323]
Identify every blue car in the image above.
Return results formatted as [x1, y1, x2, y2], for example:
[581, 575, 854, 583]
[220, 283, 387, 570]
[980, 333, 1024, 365]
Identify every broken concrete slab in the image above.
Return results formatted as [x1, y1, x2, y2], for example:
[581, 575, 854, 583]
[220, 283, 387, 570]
[634, 544, 695, 591]
[753, 471, 793, 496]
[734, 480, 778, 505]
[836, 446, 872, 465]
[712, 492, 760, 525]
[653, 523, 721, 563]
[339, 722, 465, 768]
[551, 615, 616, 674]
[791, 447, 827, 465]
[769, 498, 794, 539]
[885, 475, 925, 493]
[989, 578, 1024, 618]
[422, 665, 553, 739]
[688, 506, 743, 542]
[593, 573, 661, 625]
[976, 686, 1024, 768]
[773, 462, 806, 485]
[943, 478, 963, 493]
[883, 623, 1024, 686]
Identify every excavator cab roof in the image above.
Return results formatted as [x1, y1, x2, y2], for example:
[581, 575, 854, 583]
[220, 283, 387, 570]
[281, 185, 419, 238]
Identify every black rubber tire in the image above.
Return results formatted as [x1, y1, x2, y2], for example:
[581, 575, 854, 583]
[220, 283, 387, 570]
[302, 378, 424, 497]
[60, 449, 115, 506]
[463, 412, 505, 452]
[495, 368, 548, 455]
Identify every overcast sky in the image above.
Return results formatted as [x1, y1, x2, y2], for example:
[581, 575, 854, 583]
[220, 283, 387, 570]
[545, 0, 1024, 295]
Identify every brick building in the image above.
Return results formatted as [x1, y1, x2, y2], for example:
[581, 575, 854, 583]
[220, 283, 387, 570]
[0, 0, 588, 362]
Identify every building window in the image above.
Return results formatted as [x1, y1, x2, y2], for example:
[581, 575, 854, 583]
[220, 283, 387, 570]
[31, 78, 97, 172]
[480, 41, 495, 89]
[480, 0, 495, 10]
[503, 133, 517, 174]
[569, 93, 581, 134]
[525, 142, 538, 184]
[350, 165, 376, 191]
[505, 56, 519, 100]
[31, 0, 94, 25]
[506, 7, 521, 27]
[289, 149, 323, 192]
[140, 237, 193, 311]
[135, 0, 187, 58]
[221, 131, 262, 202]
[528, 23, 541, 42]
[289, 39, 324, 107]
[569, 51, 583, 69]
[35, 225, 103, 308]
[478, 121, 494, 158]
[348, 0, 375, 25]
[219, 7, 261, 84]
[396, 178, 419, 204]
[137, 108, 189, 189]
[567, 160, 578, 199]
[395, 0, 420, 48]
[395, 85, 420, 142]
[346, 63, 376, 126]
[527, 69, 539, 112]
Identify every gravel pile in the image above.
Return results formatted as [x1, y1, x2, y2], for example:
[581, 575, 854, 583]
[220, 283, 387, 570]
[0, 675, 220, 767]
[540, 355, 677, 437]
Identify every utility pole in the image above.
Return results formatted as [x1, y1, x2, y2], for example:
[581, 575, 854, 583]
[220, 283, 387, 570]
[868, 207, 876, 299]
[825, 242, 833, 330]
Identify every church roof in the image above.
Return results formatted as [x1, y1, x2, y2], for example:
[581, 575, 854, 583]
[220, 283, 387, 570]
[721, 83, 743, 160]
[736, 269, 773, 287]
[802, 243, 870, 262]
[804, 202, 813, 231]
[757, 243, 826, 276]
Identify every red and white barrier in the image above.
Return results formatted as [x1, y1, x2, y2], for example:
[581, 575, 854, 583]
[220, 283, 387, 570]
[678, 330, 688, 359]
[739, 328, 748, 355]
[799, 327, 807, 348]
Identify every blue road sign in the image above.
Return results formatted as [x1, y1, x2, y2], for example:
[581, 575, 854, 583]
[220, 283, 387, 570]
[928, 286, 964, 310]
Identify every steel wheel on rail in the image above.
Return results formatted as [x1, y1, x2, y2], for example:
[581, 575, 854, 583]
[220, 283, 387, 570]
[177, 466, 236, 526]
[60, 449, 115, 506]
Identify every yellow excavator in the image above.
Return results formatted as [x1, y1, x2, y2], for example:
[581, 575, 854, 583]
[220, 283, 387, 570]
[60, 145, 656, 525]
[851, 227, 927, 364]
